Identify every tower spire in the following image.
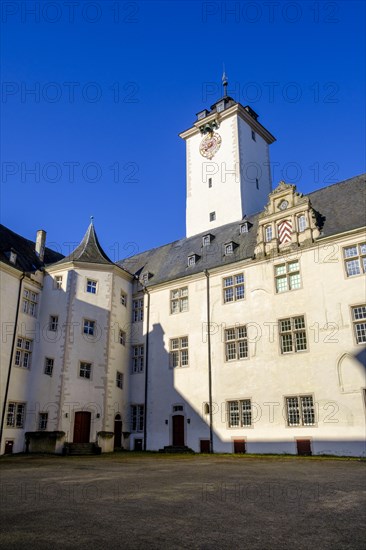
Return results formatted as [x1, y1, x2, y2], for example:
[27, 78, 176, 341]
[222, 65, 228, 98]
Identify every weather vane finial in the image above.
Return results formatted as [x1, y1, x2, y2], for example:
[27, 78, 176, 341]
[222, 64, 228, 97]
[90, 215, 94, 225]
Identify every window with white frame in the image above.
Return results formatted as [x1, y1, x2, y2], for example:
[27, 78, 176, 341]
[170, 337, 189, 368]
[274, 261, 301, 293]
[209, 211, 216, 222]
[44, 357, 54, 376]
[225, 326, 248, 361]
[265, 225, 272, 242]
[187, 255, 196, 267]
[79, 361, 92, 379]
[116, 371, 124, 389]
[240, 222, 248, 234]
[223, 273, 245, 303]
[285, 395, 315, 426]
[83, 319, 95, 336]
[351, 305, 366, 344]
[49, 315, 59, 331]
[15, 337, 32, 368]
[6, 402, 26, 428]
[132, 298, 144, 322]
[297, 214, 307, 232]
[170, 287, 188, 314]
[343, 243, 366, 277]
[131, 404, 144, 432]
[86, 279, 97, 294]
[224, 243, 233, 255]
[279, 316, 307, 353]
[132, 345, 144, 373]
[228, 400, 252, 427]
[119, 329, 126, 346]
[202, 235, 211, 246]
[54, 276, 63, 290]
[22, 289, 38, 316]
[38, 412, 48, 431]
[120, 291, 127, 306]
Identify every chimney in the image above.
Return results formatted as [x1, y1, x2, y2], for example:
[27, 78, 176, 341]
[35, 230, 46, 262]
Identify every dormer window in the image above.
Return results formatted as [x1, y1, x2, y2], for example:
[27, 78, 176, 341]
[9, 250, 17, 264]
[202, 234, 213, 246]
[197, 109, 209, 121]
[187, 254, 200, 267]
[265, 226, 273, 242]
[216, 100, 225, 113]
[141, 272, 153, 285]
[240, 221, 251, 234]
[224, 242, 237, 256]
[298, 214, 307, 232]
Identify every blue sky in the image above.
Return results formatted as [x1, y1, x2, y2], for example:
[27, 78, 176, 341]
[1, 0, 365, 261]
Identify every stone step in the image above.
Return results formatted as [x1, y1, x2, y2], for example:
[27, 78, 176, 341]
[63, 443, 101, 456]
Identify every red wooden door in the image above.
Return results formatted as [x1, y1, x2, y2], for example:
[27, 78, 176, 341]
[234, 440, 246, 454]
[73, 412, 91, 443]
[172, 415, 185, 446]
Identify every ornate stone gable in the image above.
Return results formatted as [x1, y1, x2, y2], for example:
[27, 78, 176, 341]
[255, 181, 321, 258]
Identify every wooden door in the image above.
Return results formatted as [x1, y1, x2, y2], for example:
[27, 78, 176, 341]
[73, 411, 91, 443]
[172, 415, 185, 446]
[297, 439, 312, 456]
[114, 416, 122, 448]
[234, 439, 246, 454]
[4, 440, 13, 454]
[200, 440, 210, 453]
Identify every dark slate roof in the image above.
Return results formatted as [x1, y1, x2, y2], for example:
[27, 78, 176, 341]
[0, 224, 64, 273]
[54, 222, 113, 266]
[118, 174, 366, 286]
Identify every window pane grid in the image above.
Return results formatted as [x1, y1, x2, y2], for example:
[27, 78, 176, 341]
[132, 345, 144, 373]
[223, 273, 245, 303]
[228, 400, 252, 427]
[170, 336, 189, 367]
[225, 326, 248, 361]
[280, 316, 307, 354]
[275, 262, 301, 293]
[170, 287, 189, 314]
[352, 305, 366, 343]
[344, 243, 366, 276]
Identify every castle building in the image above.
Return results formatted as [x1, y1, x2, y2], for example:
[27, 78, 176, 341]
[1, 89, 365, 457]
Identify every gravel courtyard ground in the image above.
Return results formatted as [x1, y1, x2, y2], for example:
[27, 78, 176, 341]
[0, 453, 365, 549]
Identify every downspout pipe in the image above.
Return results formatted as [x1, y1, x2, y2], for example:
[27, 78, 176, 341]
[0, 272, 25, 449]
[204, 270, 214, 453]
[143, 287, 150, 451]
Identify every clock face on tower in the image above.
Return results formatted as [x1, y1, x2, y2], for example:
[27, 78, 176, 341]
[199, 132, 222, 160]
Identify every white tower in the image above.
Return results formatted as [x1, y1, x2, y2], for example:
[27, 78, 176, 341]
[180, 76, 276, 237]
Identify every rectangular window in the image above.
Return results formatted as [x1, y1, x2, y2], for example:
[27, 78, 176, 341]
[132, 298, 144, 322]
[202, 235, 211, 246]
[286, 396, 315, 426]
[225, 326, 248, 361]
[119, 329, 126, 346]
[116, 371, 124, 389]
[131, 404, 144, 432]
[223, 273, 245, 303]
[255, 178, 259, 190]
[38, 412, 48, 431]
[120, 292, 127, 306]
[297, 215, 307, 232]
[352, 305, 366, 344]
[279, 316, 307, 353]
[208, 178, 212, 188]
[274, 261, 301, 293]
[209, 211, 216, 222]
[6, 402, 26, 428]
[14, 337, 32, 368]
[83, 319, 95, 336]
[86, 279, 97, 294]
[22, 289, 38, 317]
[44, 357, 54, 376]
[265, 226, 272, 242]
[251, 130, 256, 141]
[170, 287, 188, 314]
[343, 243, 366, 277]
[132, 345, 144, 373]
[54, 276, 63, 290]
[170, 336, 189, 368]
[228, 400, 252, 427]
[79, 361, 92, 379]
[49, 315, 59, 331]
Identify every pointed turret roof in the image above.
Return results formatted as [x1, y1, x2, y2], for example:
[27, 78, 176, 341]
[55, 221, 113, 265]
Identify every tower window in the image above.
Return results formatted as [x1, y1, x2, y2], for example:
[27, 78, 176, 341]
[208, 178, 212, 188]
[209, 212, 216, 222]
[251, 130, 256, 141]
[298, 215, 307, 232]
[265, 225, 273, 242]
[256, 178, 259, 190]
